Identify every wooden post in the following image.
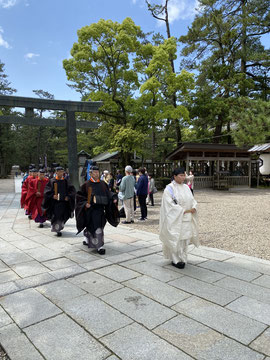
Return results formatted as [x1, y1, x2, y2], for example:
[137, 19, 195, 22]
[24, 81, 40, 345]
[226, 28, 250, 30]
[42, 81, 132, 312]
[66, 111, 79, 190]
[248, 160, 251, 188]
[186, 153, 189, 174]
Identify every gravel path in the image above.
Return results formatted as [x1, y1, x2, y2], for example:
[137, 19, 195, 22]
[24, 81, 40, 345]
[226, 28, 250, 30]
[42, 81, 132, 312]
[127, 188, 270, 261]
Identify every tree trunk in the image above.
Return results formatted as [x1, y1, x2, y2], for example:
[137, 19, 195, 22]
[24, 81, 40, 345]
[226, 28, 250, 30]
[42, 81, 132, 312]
[240, 0, 247, 96]
[213, 115, 223, 143]
[151, 127, 156, 163]
[164, 0, 181, 143]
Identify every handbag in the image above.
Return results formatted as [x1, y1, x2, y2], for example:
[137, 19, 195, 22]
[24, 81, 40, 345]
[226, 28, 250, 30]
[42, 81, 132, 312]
[118, 191, 124, 201]
[153, 186, 158, 194]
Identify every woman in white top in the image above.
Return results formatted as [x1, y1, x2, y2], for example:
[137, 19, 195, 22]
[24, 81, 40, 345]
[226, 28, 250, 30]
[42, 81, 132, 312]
[185, 170, 194, 195]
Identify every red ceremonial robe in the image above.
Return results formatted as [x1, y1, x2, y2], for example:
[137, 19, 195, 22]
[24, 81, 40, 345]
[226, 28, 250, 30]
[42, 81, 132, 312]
[27, 177, 49, 221]
[21, 175, 33, 209]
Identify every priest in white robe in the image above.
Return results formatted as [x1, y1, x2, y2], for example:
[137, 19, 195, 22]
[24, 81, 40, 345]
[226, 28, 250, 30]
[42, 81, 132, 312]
[159, 167, 199, 269]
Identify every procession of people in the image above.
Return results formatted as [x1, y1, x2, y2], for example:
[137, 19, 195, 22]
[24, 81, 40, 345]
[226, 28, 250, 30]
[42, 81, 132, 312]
[19, 163, 199, 266]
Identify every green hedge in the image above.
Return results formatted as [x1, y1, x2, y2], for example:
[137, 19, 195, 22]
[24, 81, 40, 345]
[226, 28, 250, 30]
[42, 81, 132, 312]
[155, 177, 171, 190]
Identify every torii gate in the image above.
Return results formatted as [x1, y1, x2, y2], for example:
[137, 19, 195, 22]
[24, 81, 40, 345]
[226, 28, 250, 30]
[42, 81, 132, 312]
[0, 95, 102, 189]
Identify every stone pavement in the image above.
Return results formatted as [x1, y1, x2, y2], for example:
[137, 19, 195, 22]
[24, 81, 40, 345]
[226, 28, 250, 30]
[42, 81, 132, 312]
[0, 179, 270, 359]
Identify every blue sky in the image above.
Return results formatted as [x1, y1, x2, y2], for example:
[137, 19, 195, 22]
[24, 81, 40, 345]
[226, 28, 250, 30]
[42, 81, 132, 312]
[0, 0, 269, 101]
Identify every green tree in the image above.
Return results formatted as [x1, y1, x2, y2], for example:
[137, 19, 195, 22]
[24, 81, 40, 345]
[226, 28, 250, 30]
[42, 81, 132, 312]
[230, 97, 270, 146]
[63, 18, 148, 166]
[146, 0, 183, 145]
[180, 0, 270, 143]
[139, 37, 194, 158]
[0, 60, 16, 177]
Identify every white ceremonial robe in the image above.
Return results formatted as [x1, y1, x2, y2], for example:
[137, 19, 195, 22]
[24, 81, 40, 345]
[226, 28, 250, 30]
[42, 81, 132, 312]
[159, 181, 199, 264]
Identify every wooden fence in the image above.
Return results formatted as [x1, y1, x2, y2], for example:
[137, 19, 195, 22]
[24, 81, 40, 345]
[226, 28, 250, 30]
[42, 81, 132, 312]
[195, 176, 249, 189]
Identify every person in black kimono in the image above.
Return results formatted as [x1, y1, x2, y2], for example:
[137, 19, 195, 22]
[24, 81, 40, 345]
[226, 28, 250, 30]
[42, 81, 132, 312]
[42, 167, 76, 236]
[75, 165, 119, 255]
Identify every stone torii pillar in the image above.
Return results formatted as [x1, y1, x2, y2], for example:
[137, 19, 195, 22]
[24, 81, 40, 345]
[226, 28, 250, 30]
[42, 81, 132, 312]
[0, 95, 102, 189]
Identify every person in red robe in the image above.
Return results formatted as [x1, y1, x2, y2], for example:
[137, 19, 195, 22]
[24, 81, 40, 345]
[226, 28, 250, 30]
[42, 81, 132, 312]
[21, 168, 38, 218]
[27, 169, 49, 228]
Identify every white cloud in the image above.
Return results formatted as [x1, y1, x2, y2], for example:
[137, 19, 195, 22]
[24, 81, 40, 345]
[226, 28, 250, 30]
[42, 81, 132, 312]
[24, 53, 40, 64]
[0, 0, 17, 8]
[143, 0, 199, 25]
[0, 27, 11, 49]
[24, 52, 40, 60]
[132, 0, 138, 3]
[167, 0, 199, 22]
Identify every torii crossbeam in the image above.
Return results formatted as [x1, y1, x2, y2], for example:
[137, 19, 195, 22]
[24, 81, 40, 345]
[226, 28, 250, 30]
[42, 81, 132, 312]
[0, 95, 102, 188]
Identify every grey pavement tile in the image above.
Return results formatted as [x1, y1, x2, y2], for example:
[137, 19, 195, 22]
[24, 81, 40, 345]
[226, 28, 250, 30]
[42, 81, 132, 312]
[44, 241, 74, 254]
[0, 250, 32, 265]
[250, 328, 270, 357]
[187, 253, 209, 265]
[42, 257, 77, 270]
[0, 251, 11, 266]
[15, 272, 56, 290]
[14, 229, 40, 237]
[252, 275, 270, 289]
[0, 288, 62, 328]
[169, 276, 240, 306]
[0, 217, 15, 224]
[68, 271, 123, 296]
[49, 264, 86, 279]
[64, 237, 82, 245]
[124, 261, 183, 282]
[11, 239, 39, 250]
[106, 233, 140, 243]
[106, 356, 120, 360]
[62, 293, 133, 338]
[226, 296, 270, 325]
[25, 246, 61, 261]
[127, 231, 159, 241]
[101, 287, 176, 330]
[121, 257, 146, 266]
[95, 264, 141, 282]
[123, 275, 191, 306]
[0, 281, 20, 296]
[26, 234, 56, 245]
[154, 314, 265, 360]
[167, 263, 226, 283]
[65, 250, 98, 263]
[0, 323, 44, 360]
[82, 259, 113, 270]
[225, 257, 270, 276]
[106, 242, 139, 253]
[104, 253, 136, 263]
[0, 306, 13, 329]
[172, 296, 266, 345]
[100, 248, 122, 257]
[11, 260, 49, 278]
[0, 269, 20, 284]
[25, 313, 110, 360]
[215, 277, 270, 304]
[129, 253, 170, 266]
[101, 322, 192, 360]
[190, 247, 234, 261]
[128, 240, 154, 248]
[128, 247, 160, 257]
[0, 232, 26, 242]
[37, 279, 87, 306]
[198, 259, 261, 281]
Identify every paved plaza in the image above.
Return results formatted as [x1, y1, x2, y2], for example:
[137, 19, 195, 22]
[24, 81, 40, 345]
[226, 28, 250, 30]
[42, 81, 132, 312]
[0, 178, 270, 359]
